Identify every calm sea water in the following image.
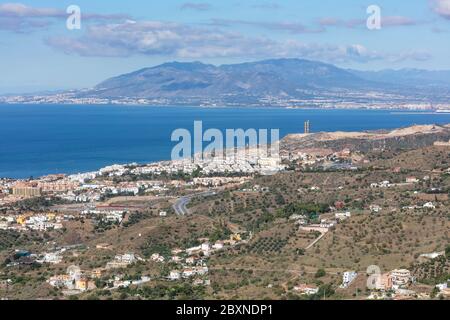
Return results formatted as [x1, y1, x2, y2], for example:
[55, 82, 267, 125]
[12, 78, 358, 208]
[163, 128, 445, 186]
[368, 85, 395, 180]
[0, 104, 449, 178]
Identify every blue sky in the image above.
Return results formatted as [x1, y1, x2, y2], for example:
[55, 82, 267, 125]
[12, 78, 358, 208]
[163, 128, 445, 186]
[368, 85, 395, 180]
[1, 0, 450, 93]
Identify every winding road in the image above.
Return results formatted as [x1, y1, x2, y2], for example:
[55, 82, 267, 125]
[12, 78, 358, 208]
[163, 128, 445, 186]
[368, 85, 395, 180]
[172, 190, 216, 215]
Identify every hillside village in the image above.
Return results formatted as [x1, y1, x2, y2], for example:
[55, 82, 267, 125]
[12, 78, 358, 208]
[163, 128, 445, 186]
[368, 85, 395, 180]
[0, 124, 449, 300]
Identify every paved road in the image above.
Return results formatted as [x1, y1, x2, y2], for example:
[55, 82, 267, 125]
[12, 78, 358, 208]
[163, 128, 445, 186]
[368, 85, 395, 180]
[172, 190, 216, 215]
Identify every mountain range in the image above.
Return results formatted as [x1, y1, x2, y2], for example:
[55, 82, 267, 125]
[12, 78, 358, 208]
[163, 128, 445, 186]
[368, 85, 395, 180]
[6, 58, 450, 107]
[93, 59, 381, 98]
[76, 59, 450, 106]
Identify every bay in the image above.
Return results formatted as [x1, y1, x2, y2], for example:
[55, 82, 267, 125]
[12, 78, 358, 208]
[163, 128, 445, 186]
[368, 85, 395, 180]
[0, 104, 449, 178]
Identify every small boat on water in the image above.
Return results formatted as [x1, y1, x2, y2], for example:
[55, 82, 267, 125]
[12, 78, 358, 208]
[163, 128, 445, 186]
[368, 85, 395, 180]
[436, 109, 450, 113]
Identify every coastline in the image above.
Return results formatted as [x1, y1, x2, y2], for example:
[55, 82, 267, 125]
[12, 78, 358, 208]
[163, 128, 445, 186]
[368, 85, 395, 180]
[1, 122, 448, 180]
[0, 104, 449, 179]
[0, 102, 447, 112]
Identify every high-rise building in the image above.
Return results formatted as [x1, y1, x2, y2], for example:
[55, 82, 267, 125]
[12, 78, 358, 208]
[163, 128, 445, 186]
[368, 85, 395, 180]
[304, 120, 310, 134]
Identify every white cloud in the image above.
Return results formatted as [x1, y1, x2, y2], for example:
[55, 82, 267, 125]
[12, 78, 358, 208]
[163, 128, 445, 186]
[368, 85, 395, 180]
[430, 0, 450, 19]
[0, 3, 431, 64]
[209, 18, 324, 34]
[318, 16, 418, 28]
[46, 21, 269, 58]
[0, 2, 129, 32]
[44, 20, 429, 64]
[0, 3, 62, 18]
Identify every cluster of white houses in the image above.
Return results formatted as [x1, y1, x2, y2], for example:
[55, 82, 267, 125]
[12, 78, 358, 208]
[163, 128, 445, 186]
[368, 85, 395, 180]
[0, 213, 71, 232]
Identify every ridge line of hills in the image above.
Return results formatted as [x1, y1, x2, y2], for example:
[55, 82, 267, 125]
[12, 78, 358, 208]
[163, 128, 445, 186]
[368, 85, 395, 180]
[4, 58, 450, 107]
[86, 58, 450, 103]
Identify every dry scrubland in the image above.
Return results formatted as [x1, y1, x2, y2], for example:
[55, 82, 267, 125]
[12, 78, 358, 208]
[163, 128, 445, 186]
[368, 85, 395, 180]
[0, 130, 449, 300]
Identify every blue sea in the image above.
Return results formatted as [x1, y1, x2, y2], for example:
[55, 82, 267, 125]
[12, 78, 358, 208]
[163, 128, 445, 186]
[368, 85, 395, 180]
[0, 104, 449, 178]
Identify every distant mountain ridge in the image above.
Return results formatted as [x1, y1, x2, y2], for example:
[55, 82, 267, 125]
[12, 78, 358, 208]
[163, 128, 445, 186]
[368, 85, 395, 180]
[92, 59, 382, 99]
[4, 58, 431, 106]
